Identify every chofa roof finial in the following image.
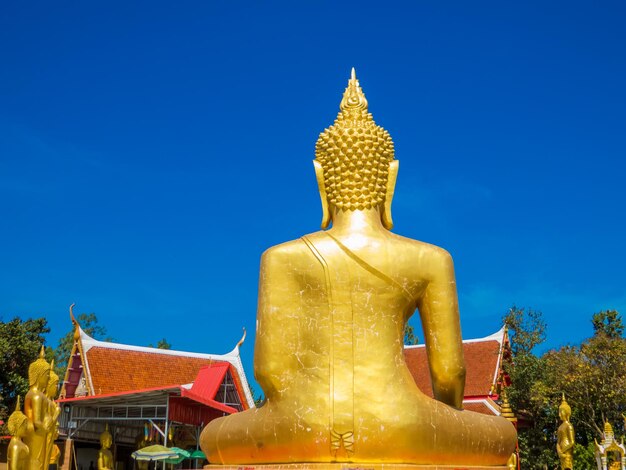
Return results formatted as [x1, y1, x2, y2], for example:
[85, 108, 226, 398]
[237, 328, 247, 348]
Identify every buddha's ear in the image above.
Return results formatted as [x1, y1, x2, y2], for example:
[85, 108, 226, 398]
[313, 160, 331, 229]
[381, 160, 399, 230]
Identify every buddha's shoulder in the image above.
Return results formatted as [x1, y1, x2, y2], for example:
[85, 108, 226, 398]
[262, 231, 453, 263]
[385, 231, 454, 260]
[261, 235, 317, 259]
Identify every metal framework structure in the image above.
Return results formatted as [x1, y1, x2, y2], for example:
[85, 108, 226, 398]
[58, 384, 238, 448]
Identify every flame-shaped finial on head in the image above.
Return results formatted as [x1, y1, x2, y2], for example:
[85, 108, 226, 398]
[7, 396, 28, 436]
[340, 67, 368, 112]
[558, 393, 571, 419]
[39, 345, 45, 359]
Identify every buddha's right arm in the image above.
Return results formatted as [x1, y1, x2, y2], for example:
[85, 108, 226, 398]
[253, 248, 299, 396]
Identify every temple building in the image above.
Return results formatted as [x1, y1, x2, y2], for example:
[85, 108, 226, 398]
[43, 312, 513, 470]
[404, 326, 513, 417]
[54, 314, 254, 470]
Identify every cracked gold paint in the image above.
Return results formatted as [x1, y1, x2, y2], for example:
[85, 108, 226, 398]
[200, 69, 517, 467]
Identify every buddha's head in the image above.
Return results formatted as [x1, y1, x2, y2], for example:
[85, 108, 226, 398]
[29, 346, 51, 390]
[558, 394, 571, 422]
[47, 360, 60, 398]
[7, 397, 33, 438]
[100, 424, 113, 449]
[315, 69, 398, 229]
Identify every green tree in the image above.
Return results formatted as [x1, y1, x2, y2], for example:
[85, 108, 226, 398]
[0, 316, 50, 434]
[505, 307, 626, 469]
[404, 323, 419, 345]
[591, 309, 624, 339]
[148, 338, 172, 349]
[504, 306, 546, 356]
[502, 306, 560, 469]
[54, 312, 110, 377]
[542, 312, 626, 440]
[253, 389, 266, 407]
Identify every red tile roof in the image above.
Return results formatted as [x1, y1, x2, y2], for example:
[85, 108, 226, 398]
[463, 401, 498, 415]
[59, 322, 255, 408]
[404, 333, 503, 399]
[86, 346, 219, 395]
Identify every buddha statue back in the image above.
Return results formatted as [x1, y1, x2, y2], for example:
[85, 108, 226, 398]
[200, 69, 517, 468]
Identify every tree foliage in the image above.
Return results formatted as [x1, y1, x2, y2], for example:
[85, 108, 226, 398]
[503, 307, 556, 469]
[591, 309, 624, 339]
[504, 306, 626, 469]
[504, 306, 546, 356]
[404, 323, 419, 346]
[0, 316, 51, 434]
[149, 338, 172, 349]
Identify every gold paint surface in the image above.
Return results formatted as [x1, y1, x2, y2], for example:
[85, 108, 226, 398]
[556, 395, 574, 470]
[200, 70, 516, 466]
[9, 347, 60, 470]
[204, 464, 510, 470]
[98, 425, 114, 470]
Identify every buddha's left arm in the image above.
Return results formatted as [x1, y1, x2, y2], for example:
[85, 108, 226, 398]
[25, 394, 46, 430]
[416, 248, 465, 409]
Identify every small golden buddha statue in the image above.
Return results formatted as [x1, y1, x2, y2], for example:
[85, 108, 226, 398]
[45, 361, 61, 469]
[98, 425, 114, 470]
[557, 395, 574, 470]
[7, 397, 34, 470]
[200, 69, 516, 466]
[24, 347, 55, 470]
[135, 425, 150, 470]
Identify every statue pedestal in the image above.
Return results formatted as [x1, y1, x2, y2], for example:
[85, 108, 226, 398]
[205, 464, 509, 470]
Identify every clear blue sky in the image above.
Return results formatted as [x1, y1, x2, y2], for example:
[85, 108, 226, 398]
[1, 2, 625, 389]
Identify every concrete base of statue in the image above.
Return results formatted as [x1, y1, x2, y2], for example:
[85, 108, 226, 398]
[205, 464, 509, 469]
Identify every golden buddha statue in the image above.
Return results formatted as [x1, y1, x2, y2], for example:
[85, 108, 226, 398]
[45, 361, 61, 469]
[24, 347, 56, 470]
[7, 397, 34, 470]
[135, 424, 150, 470]
[98, 425, 114, 470]
[200, 69, 517, 467]
[557, 395, 574, 470]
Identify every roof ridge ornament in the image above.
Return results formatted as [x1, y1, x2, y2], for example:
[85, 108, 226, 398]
[237, 328, 247, 348]
[69, 302, 76, 324]
[70, 303, 81, 341]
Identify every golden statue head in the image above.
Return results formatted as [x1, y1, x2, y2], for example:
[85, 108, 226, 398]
[100, 424, 113, 449]
[314, 68, 398, 229]
[7, 397, 32, 438]
[558, 394, 571, 421]
[29, 346, 51, 389]
[47, 360, 60, 398]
